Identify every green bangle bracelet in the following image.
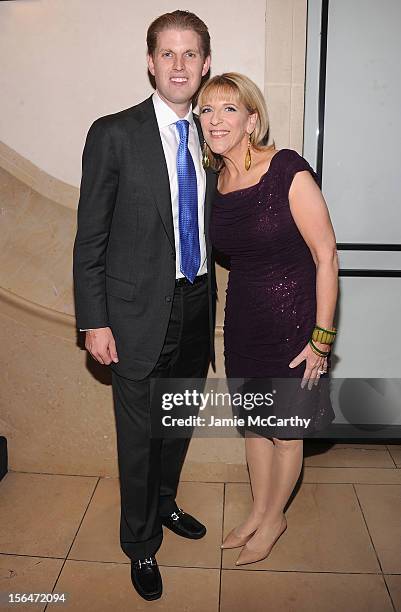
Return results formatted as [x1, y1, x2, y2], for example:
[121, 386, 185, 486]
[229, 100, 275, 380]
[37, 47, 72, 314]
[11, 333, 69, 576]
[312, 328, 336, 345]
[315, 324, 337, 335]
[309, 339, 330, 357]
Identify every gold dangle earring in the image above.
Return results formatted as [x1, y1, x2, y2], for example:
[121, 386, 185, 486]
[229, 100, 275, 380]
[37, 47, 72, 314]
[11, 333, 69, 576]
[245, 134, 252, 171]
[202, 141, 210, 169]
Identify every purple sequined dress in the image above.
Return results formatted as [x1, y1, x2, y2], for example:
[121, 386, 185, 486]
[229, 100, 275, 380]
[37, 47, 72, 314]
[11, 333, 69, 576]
[210, 149, 334, 437]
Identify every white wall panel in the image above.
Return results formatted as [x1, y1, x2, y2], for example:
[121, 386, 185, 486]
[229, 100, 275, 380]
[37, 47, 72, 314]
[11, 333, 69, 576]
[304, 0, 401, 388]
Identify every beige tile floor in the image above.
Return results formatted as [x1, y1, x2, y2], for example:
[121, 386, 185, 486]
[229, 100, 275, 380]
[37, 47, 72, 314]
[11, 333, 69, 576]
[0, 442, 400, 611]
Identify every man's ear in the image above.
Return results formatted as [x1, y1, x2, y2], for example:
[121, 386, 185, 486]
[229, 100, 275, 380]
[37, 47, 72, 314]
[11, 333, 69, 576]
[201, 55, 211, 77]
[147, 54, 155, 76]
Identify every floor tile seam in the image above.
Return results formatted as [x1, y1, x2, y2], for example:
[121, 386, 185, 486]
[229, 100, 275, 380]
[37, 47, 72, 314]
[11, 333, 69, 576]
[1, 554, 396, 576]
[220, 568, 387, 575]
[225, 481, 401, 488]
[385, 446, 399, 467]
[7, 470, 231, 484]
[43, 477, 101, 612]
[308, 482, 401, 486]
[246, 469, 398, 475]
[9, 554, 388, 575]
[5, 470, 102, 479]
[351, 482, 385, 575]
[383, 574, 398, 612]
[303, 481, 401, 484]
[308, 449, 395, 452]
[349, 482, 401, 486]
[218, 483, 226, 612]
[0, 552, 64, 560]
[5, 468, 399, 482]
[50, 557, 222, 571]
[181, 476, 401, 485]
[305, 466, 399, 469]
[386, 449, 400, 468]
[303, 465, 398, 469]
[3, 551, 398, 577]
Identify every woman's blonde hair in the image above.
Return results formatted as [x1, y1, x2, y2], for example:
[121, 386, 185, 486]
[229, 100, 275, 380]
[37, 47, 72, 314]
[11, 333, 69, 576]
[197, 72, 274, 170]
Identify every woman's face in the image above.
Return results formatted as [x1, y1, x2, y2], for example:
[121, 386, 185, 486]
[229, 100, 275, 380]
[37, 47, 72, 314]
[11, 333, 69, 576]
[199, 94, 257, 158]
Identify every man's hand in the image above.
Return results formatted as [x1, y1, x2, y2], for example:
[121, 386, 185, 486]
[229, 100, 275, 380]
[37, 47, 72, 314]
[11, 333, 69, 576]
[85, 327, 119, 365]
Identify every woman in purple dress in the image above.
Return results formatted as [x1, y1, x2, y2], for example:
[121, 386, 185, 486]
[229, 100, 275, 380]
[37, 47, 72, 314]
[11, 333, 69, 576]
[198, 74, 339, 566]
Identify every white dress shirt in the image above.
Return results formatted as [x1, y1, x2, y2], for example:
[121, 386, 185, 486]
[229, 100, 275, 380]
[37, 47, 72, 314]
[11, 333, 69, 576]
[152, 91, 207, 279]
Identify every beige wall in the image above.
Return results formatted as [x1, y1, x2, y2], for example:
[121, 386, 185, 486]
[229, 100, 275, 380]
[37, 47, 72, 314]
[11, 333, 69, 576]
[0, 0, 308, 476]
[265, 0, 307, 152]
[0, 0, 266, 188]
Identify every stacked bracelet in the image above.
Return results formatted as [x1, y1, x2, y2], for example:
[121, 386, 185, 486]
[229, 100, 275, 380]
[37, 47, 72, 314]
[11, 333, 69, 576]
[311, 324, 337, 345]
[309, 339, 330, 357]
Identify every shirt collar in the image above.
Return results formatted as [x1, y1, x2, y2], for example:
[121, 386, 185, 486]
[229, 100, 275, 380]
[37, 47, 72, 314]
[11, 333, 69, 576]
[152, 91, 194, 130]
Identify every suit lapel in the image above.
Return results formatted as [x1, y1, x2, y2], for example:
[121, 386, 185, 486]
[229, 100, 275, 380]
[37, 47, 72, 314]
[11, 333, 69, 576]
[135, 98, 175, 249]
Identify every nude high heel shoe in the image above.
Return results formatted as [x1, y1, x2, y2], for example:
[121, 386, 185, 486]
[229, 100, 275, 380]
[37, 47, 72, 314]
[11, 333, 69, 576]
[235, 516, 287, 565]
[221, 527, 256, 550]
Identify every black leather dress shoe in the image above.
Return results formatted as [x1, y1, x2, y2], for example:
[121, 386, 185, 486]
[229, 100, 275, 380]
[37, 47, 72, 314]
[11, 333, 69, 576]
[130, 557, 162, 601]
[161, 508, 206, 539]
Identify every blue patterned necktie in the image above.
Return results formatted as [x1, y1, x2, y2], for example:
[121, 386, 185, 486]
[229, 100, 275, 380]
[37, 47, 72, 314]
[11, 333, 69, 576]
[175, 119, 200, 283]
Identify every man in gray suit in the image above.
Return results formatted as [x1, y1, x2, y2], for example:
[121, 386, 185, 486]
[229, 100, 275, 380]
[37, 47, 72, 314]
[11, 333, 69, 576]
[73, 10, 216, 601]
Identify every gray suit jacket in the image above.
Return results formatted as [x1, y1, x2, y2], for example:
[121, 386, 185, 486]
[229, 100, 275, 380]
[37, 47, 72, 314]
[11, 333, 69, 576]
[73, 96, 217, 380]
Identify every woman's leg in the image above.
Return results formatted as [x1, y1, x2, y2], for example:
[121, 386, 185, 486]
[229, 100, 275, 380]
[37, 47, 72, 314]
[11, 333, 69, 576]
[222, 433, 274, 548]
[236, 437, 303, 564]
[235, 434, 275, 536]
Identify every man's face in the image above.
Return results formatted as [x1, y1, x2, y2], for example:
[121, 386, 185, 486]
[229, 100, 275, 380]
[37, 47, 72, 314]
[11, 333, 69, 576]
[147, 28, 210, 112]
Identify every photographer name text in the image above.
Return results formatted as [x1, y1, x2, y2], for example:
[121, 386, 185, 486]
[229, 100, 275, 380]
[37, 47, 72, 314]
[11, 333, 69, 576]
[161, 415, 311, 429]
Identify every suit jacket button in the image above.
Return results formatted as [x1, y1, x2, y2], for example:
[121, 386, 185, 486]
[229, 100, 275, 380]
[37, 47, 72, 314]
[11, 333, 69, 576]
[165, 296, 172, 303]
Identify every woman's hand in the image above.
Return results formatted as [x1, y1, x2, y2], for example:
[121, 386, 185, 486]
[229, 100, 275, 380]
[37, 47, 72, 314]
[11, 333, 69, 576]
[289, 342, 329, 390]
